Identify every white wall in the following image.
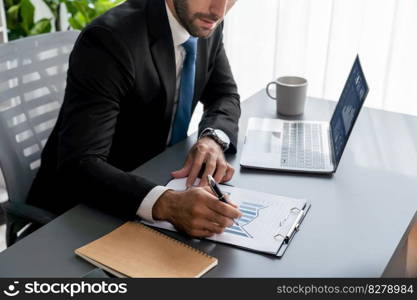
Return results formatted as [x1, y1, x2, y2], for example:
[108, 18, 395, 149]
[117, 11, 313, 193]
[223, 0, 417, 117]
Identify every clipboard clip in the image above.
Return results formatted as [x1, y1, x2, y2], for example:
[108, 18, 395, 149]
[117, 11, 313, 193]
[274, 207, 307, 244]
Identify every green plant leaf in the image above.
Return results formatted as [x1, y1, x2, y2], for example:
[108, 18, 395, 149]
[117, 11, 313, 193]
[29, 18, 52, 36]
[8, 28, 25, 41]
[95, 0, 114, 15]
[6, 4, 20, 30]
[65, 2, 78, 15]
[68, 11, 87, 30]
[5, 0, 15, 8]
[68, 17, 83, 30]
[75, 11, 88, 27]
[62, 0, 126, 30]
[20, 0, 35, 34]
[72, 0, 93, 20]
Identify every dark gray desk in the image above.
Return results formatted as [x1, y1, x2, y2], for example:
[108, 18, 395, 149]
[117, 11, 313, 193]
[1, 90, 417, 277]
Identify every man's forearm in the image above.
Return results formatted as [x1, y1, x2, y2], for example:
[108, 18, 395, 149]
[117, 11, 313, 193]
[58, 156, 158, 219]
[198, 95, 241, 153]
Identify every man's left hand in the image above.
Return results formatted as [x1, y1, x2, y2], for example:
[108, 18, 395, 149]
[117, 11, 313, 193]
[171, 137, 234, 187]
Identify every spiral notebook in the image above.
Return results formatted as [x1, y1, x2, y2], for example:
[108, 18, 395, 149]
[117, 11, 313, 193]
[75, 222, 217, 278]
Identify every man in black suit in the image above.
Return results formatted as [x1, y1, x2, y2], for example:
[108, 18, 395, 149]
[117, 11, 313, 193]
[28, 0, 242, 237]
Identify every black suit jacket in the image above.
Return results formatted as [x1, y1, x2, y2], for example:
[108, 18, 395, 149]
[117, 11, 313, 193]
[27, 0, 240, 218]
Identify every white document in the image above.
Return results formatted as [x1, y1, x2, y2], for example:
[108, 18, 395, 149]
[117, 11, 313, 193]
[142, 178, 307, 255]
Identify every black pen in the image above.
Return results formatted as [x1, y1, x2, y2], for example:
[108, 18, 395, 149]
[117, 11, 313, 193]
[207, 175, 227, 202]
[207, 175, 239, 226]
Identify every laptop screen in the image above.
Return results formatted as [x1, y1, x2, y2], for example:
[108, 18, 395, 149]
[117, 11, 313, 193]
[330, 56, 369, 166]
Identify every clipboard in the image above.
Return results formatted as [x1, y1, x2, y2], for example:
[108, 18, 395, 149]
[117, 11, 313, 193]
[275, 203, 311, 257]
[144, 178, 312, 258]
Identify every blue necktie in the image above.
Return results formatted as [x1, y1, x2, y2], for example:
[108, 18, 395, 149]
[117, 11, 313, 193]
[170, 37, 198, 145]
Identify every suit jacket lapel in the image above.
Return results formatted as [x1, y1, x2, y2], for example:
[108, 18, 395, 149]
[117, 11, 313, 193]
[194, 39, 208, 108]
[147, 0, 209, 131]
[147, 0, 176, 134]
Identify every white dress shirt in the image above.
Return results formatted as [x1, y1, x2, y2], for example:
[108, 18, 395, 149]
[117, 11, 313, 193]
[136, 2, 191, 222]
[137, 2, 229, 222]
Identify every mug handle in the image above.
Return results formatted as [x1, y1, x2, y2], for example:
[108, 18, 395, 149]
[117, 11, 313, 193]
[266, 82, 278, 100]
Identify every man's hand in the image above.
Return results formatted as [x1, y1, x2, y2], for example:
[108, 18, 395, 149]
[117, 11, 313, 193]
[171, 137, 235, 187]
[153, 187, 241, 238]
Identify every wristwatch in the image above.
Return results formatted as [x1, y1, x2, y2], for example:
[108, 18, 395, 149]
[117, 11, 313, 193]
[199, 128, 230, 151]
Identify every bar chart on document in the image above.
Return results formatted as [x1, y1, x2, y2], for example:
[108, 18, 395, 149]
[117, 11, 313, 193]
[224, 202, 266, 238]
[142, 178, 307, 254]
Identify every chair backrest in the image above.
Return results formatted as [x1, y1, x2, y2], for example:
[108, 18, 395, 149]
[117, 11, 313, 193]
[0, 0, 8, 44]
[0, 31, 79, 204]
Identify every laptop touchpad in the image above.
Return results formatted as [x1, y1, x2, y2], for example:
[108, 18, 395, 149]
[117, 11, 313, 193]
[245, 130, 281, 153]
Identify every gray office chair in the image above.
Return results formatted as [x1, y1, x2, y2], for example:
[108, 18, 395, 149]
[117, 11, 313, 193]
[0, 31, 80, 246]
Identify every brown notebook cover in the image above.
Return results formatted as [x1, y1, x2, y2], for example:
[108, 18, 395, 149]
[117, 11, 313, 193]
[75, 222, 217, 278]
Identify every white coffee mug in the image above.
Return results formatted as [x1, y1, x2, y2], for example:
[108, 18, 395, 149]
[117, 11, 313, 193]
[266, 76, 308, 116]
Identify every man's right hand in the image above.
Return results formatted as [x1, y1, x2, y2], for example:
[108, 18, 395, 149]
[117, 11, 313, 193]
[152, 187, 242, 238]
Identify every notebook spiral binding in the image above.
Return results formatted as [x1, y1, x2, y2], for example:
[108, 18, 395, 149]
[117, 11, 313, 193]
[137, 222, 216, 260]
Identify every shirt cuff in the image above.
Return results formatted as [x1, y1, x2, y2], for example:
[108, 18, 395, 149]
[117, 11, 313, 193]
[136, 186, 171, 223]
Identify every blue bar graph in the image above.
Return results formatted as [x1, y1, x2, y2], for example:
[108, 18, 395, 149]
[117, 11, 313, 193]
[223, 202, 266, 238]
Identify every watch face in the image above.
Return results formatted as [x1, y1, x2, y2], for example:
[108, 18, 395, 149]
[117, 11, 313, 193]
[214, 129, 230, 144]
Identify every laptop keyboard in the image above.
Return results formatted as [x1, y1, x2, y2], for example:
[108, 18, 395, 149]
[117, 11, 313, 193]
[281, 122, 325, 169]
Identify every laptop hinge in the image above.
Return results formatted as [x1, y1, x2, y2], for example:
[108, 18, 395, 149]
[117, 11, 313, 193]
[328, 126, 337, 171]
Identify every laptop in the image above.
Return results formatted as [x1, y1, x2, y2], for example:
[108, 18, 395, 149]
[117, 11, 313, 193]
[240, 55, 369, 174]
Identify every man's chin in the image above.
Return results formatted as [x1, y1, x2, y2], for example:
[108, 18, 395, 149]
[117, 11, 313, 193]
[193, 27, 216, 39]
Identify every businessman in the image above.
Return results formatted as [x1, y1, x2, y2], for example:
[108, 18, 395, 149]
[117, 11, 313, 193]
[28, 0, 242, 237]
